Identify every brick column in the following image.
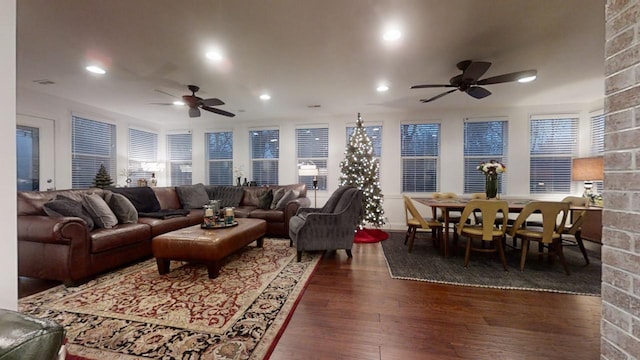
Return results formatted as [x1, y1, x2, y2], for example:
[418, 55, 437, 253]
[602, 0, 640, 358]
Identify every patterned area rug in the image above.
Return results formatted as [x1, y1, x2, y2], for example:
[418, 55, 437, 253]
[382, 231, 602, 296]
[19, 239, 321, 359]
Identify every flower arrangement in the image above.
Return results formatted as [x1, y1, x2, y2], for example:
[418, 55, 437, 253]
[477, 160, 506, 175]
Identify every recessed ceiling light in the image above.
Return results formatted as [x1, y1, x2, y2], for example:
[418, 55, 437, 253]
[382, 28, 402, 42]
[85, 65, 106, 74]
[173, 101, 185, 106]
[260, 94, 271, 100]
[518, 75, 537, 83]
[206, 51, 223, 62]
[377, 85, 389, 92]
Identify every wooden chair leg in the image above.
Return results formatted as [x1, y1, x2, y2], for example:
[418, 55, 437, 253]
[520, 238, 529, 271]
[496, 239, 508, 271]
[463, 237, 472, 267]
[554, 241, 570, 275]
[345, 249, 353, 258]
[575, 231, 590, 265]
[404, 226, 413, 245]
[407, 227, 417, 253]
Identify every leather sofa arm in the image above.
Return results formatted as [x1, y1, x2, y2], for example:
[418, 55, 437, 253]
[18, 215, 89, 245]
[284, 197, 311, 219]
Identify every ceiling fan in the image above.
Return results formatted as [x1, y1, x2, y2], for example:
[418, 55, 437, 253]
[153, 85, 235, 118]
[411, 60, 537, 103]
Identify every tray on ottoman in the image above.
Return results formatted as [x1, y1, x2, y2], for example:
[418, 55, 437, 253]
[152, 218, 267, 279]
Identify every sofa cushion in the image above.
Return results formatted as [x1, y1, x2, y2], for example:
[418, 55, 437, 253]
[104, 192, 138, 224]
[205, 186, 244, 207]
[276, 189, 299, 209]
[270, 188, 285, 209]
[175, 183, 209, 209]
[82, 193, 118, 229]
[110, 187, 161, 213]
[257, 189, 273, 209]
[42, 196, 95, 230]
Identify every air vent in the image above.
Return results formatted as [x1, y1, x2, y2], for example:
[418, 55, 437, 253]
[307, 105, 321, 108]
[33, 79, 55, 85]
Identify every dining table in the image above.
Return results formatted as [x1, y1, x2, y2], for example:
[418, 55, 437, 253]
[411, 197, 593, 257]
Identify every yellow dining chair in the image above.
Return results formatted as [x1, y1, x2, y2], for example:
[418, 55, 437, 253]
[456, 200, 510, 270]
[403, 196, 443, 253]
[508, 201, 570, 275]
[432, 192, 463, 232]
[561, 196, 590, 265]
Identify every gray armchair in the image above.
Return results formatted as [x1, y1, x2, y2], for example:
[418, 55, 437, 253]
[289, 186, 363, 261]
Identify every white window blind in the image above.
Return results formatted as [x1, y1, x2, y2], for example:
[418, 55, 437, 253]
[128, 128, 158, 184]
[401, 123, 440, 192]
[72, 116, 116, 189]
[206, 131, 233, 185]
[529, 116, 578, 194]
[464, 120, 508, 194]
[591, 113, 605, 192]
[250, 129, 279, 185]
[296, 127, 328, 190]
[167, 133, 192, 186]
[346, 124, 382, 180]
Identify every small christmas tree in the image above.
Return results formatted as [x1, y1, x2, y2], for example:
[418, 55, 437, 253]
[92, 164, 114, 189]
[339, 113, 385, 228]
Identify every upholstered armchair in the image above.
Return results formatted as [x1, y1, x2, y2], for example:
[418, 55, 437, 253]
[289, 186, 363, 261]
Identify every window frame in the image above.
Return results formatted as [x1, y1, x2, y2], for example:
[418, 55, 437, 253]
[296, 126, 328, 191]
[206, 130, 234, 186]
[400, 121, 440, 193]
[249, 128, 279, 186]
[167, 131, 192, 186]
[71, 115, 117, 189]
[463, 117, 508, 195]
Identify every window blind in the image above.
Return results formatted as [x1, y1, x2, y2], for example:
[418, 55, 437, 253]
[167, 133, 192, 186]
[72, 116, 116, 189]
[206, 131, 233, 185]
[250, 129, 279, 185]
[529, 117, 577, 194]
[296, 127, 328, 190]
[591, 113, 605, 192]
[128, 128, 158, 183]
[463, 120, 508, 194]
[400, 123, 439, 192]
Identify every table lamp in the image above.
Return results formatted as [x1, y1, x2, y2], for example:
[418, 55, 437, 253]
[571, 156, 604, 201]
[298, 163, 319, 207]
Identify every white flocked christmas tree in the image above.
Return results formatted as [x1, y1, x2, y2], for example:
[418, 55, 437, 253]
[339, 113, 385, 228]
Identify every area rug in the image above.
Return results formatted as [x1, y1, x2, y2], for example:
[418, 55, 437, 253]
[19, 239, 321, 359]
[381, 231, 602, 296]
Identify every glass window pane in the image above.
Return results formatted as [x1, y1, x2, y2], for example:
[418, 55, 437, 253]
[296, 127, 328, 190]
[128, 128, 158, 183]
[250, 130, 279, 185]
[72, 116, 116, 189]
[167, 133, 192, 186]
[463, 120, 508, 194]
[206, 131, 233, 185]
[529, 117, 577, 194]
[16, 126, 39, 191]
[401, 123, 440, 192]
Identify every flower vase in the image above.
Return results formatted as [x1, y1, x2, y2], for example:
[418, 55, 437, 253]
[485, 173, 498, 199]
[236, 177, 241, 187]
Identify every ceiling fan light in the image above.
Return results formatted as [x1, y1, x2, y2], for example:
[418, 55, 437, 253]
[85, 65, 106, 74]
[376, 85, 389, 92]
[260, 94, 271, 100]
[173, 101, 185, 106]
[518, 75, 537, 83]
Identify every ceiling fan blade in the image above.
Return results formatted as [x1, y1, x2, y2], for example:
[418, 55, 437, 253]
[188, 107, 201, 118]
[154, 89, 178, 98]
[150, 102, 176, 106]
[201, 98, 225, 107]
[201, 106, 236, 117]
[411, 84, 456, 89]
[420, 89, 457, 103]
[477, 69, 537, 85]
[462, 61, 491, 82]
[466, 86, 492, 99]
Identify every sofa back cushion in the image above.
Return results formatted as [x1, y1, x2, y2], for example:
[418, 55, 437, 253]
[151, 187, 182, 210]
[204, 186, 244, 207]
[110, 187, 161, 213]
[81, 193, 118, 229]
[104, 192, 138, 224]
[175, 183, 210, 209]
[42, 195, 95, 230]
[18, 188, 106, 216]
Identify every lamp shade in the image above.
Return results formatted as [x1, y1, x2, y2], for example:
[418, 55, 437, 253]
[572, 156, 604, 181]
[298, 164, 318, 177]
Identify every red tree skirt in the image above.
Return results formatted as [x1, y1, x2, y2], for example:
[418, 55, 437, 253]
[354, 228, 389, 243]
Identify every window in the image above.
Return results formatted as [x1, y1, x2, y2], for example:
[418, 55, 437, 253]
[529, 116, 578, 194]
[206, 131, 233, 185]
[401, 123, 440, 192]
[296, 127, 328, 190]
[72, 116, 116, 189]
[347, 124, 382, 180]
[250, 129, 279, 185]
[167, 133, 192, 186]
[128, 128, 158, 184]
[591, 113, 605, 193]
[16, 126, 39, 191]
[464, 119, 508, 194]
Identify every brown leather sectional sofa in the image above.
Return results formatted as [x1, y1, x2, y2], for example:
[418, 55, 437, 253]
[17, 184, 309, 286]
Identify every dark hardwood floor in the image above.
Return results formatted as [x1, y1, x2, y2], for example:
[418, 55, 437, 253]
[271, 238, 601, 360]
[18, 234, 602, 360]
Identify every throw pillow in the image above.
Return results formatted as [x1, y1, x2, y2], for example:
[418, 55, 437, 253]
[104, 191, 138, 224]
[42, 196, 94, 230]
[205, 185, 244, 207]
[175, 183, 210, 209]
[82, 193, 118, 229]
[270, 188, 286, 209]
[257, 189, 273, 210]
[110, 187, 161, 213]
[275, 189, 299, 209]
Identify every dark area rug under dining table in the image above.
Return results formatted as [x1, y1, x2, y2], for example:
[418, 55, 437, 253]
[381, 230, 602, 296]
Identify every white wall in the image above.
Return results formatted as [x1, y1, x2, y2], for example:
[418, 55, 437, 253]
[18, 82, 604, 234]
[1, 0, 17, 310]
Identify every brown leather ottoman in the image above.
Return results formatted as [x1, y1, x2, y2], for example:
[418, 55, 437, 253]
[152, 218, 267, 279]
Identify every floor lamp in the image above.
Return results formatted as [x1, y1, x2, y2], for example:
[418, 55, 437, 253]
[298, 164, 319, 207]
[571, 156, 604, 203]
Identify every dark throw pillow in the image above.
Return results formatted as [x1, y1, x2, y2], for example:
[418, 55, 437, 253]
[82, 193, 118, 229]
[110, 187, 161, 213]
[175, 183, 210, 209]
[257, 189, 273, 210]
[270, 188, 286, 209]
[104, 191, 138, 224]
[43, 196, 95, 230]
[275, 189, 299, 209]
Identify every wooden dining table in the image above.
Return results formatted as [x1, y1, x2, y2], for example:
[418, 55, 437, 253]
[412, 197, 542, 257]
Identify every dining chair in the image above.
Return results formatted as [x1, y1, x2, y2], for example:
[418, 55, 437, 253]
[561, 196, 590, 265]
[508, 201, 570, 275]
[456, 199, 510, 270]
[403, 196, 443, 253]
[432, 192, 463, 233]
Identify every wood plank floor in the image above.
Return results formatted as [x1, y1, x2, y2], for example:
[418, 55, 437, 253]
[271, 238, 601, 360]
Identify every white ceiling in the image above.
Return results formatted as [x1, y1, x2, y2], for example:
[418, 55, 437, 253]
[17, 0, 606, 124]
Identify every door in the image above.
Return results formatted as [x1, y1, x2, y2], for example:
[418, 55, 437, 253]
[16, 114, 55, 191]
